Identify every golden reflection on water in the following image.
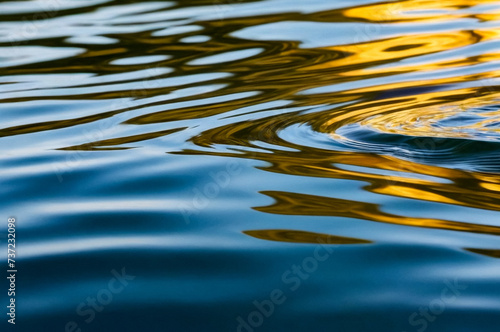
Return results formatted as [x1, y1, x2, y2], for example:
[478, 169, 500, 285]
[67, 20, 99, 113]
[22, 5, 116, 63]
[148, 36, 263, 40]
[243, 229, 372, 244]
[2, 0, 500, 242]
[465, 248, 500, 258]
[322, 91, 500, 140]
[59, 128, 186, 151]
[343, 0, 500, 23]
[253, 191, 500, 236]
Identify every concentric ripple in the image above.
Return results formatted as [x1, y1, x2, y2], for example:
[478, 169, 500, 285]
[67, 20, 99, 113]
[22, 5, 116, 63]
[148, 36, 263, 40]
[314, 92, 500, 171]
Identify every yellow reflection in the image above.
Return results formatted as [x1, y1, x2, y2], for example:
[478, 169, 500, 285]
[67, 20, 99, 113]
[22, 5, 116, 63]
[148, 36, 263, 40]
[465, 248, 500, 258]
[243, 229, 372, 244]
[343, 0, 500, 23]
[59, 127, 186, 151]
[320, 88, 500, 142]
[306, 31, 477, 72]
[479, 182, 500, 192]
[163, 0, 500, 239]
[254, 191, 500, 236]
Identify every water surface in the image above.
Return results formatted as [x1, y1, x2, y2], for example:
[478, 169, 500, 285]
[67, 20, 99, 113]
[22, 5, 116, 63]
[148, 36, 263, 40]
[1, 0, 500, 331]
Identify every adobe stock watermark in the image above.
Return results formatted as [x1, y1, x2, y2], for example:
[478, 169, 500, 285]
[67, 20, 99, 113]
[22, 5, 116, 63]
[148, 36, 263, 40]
[236, 236, 339, 331]
[65, 268, 135, 332]
[176, 107, 293, 225]
[336, 2, 402, 59]
[212, 0, 245, 21]
[352, 3, 402, 46]
[384, 136, 442, 186]
[52, 63, 168, 183]
[8, 0, 63, 48]
[403, 278, 468, 332]
[177, 159, 242, 224]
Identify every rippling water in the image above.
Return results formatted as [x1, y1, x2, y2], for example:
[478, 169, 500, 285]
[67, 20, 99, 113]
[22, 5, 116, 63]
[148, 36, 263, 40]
[2, 0, 500, 331]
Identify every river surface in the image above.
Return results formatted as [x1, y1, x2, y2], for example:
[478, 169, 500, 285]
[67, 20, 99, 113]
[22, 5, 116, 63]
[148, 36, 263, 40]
[1, 0, 500, 331]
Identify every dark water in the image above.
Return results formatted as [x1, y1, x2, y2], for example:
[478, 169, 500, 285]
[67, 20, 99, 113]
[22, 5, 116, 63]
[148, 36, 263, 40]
[1, 0, 500, 331]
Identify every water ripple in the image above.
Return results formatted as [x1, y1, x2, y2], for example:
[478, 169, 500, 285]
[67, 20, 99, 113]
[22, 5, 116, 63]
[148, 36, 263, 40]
[2, 0, 500, 330]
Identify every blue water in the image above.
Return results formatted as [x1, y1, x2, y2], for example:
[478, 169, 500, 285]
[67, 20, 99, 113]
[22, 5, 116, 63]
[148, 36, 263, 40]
[1, 0, 500, 331]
